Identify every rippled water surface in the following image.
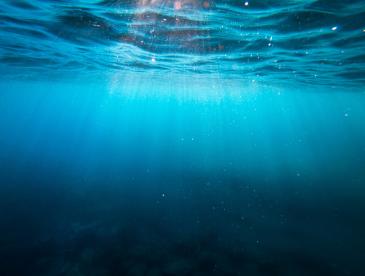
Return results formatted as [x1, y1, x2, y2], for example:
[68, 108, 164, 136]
[1, 0, 365, 86]
[1, 1, 365, 276]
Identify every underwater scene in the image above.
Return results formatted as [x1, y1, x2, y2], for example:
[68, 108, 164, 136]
[0, 1, 365, 275]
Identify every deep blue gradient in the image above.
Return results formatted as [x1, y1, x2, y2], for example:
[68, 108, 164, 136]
[0, 1, 365, 276]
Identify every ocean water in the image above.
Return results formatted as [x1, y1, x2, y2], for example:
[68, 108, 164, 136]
[0, 1, 365, 275]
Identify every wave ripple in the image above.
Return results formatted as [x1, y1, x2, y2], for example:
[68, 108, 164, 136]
[0, 0, 364, 86]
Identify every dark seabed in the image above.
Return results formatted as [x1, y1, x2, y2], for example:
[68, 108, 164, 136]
[1, 1, 365, 276]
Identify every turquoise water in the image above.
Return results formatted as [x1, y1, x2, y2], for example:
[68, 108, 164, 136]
[1, 1, 365, 275]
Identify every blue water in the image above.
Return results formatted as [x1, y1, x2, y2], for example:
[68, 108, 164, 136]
[1, 1, 365, 275]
